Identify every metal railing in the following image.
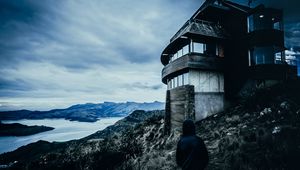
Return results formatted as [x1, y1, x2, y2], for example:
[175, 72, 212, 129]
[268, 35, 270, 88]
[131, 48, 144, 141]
[170, 19, 218, 43]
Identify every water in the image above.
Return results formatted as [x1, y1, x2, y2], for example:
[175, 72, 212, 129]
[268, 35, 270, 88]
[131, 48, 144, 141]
[0, 117, 123, 154]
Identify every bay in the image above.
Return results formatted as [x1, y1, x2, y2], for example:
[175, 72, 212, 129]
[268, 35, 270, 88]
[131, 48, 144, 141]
[0, 117, 123, 154]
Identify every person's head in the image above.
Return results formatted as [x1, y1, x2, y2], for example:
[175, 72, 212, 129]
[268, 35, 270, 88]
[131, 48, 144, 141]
[182, 119, 195, 136]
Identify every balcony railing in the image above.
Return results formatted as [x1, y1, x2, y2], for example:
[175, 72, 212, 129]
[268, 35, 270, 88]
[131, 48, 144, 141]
[162, 53, 224, 83]
[170, 19, 218, 43]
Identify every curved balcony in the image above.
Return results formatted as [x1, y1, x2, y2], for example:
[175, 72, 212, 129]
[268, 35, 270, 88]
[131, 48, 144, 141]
[161, 19, 229, 66]
[162, 53, 224, 84]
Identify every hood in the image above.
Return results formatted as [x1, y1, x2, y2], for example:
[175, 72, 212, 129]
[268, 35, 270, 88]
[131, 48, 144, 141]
[182, 119, 196, 136]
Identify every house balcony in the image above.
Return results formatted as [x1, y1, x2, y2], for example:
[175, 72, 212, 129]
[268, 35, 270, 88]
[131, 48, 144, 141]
[160, 19, 229, 66]
[161, 53, 224, 84]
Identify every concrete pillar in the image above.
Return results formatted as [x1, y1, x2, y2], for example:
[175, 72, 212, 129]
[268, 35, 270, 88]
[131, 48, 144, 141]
[164, 90, 171, 135]
[169, 85, 195, 132]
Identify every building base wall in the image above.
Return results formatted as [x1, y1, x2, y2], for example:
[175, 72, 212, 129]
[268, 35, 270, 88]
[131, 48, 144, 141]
[194, 92, 224, 121]
[165, 85, 225, 133]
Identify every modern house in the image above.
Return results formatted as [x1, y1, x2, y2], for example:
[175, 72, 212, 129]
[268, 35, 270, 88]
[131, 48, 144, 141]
[161, 0, 297, 132]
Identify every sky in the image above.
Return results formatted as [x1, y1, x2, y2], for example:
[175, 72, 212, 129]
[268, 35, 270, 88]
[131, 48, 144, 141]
[0, 0, 299, 111]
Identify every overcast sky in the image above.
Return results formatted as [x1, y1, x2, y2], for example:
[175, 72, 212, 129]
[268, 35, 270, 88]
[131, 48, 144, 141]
[0, 0, 299, 111]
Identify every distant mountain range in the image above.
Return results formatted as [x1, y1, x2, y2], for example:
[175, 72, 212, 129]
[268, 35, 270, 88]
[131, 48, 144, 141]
[0, 101, 165, 122]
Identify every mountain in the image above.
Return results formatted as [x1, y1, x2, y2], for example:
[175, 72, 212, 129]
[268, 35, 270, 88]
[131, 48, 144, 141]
[0, 101, 164, 122]
[0, 82, 299, 169]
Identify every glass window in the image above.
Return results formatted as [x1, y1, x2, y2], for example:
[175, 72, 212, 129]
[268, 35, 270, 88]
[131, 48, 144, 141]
[178, 50, 181, 58]
[168, 73, 190, 89]
[172, 78, 176, 88]
[178, 75, 183, 86]
[216, 44, 224, 57]
[182, 45, 189, 56]
[273, 21, 280, 30]
[247, 15, 254, 32]
[250, 46, 276, 65]
[173, 77, 177, 88]
[248, 13, 282, 33]
[193, 42, 204, 53]
[275, 52, 282, 64]
[183, 73, 189, 85]
[205, 43, 216, 56]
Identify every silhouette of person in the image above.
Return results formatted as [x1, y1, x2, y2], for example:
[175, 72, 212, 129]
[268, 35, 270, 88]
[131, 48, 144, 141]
[176, 119, 209, 170]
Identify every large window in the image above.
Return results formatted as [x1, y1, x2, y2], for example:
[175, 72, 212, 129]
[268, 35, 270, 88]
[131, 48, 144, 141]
[205, 44, 216, 56]
[249, 46, 284, 65]
[247, 12, 283, 33]
[191, 42, 218, 57]
[193, 42, 205, 53]
[169, 41, 223, 63]
[182, 45, 189, 56]
[167, 73, 189, 90]
[169, 45, 190, 63]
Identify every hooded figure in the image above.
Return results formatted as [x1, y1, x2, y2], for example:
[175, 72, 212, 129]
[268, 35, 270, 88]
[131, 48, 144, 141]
[176, 120, 209, 170]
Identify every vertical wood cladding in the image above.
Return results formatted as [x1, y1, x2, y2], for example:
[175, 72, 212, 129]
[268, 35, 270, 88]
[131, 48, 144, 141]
[169, 85, 195, 131]
[189, 70, 224, 92]
[194, 92, 224, 120]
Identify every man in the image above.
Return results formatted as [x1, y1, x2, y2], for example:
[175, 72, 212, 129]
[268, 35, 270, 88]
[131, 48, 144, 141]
[176, 120, 209, 170]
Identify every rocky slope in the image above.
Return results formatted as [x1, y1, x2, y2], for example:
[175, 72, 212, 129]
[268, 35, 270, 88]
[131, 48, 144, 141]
[0, 101, 164, 122]
[0, 82, 300, 170]
[0, 110, 165, 169]
[121, 82, 300, 170]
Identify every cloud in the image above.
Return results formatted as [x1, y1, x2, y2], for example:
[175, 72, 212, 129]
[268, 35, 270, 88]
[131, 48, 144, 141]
[0, 0, 203, 110]
[1, 0, 299, 111]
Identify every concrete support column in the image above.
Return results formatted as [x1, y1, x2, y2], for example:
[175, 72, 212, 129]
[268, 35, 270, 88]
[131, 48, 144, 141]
[164, 90, 171, 135]
[169, 85, 195, 132]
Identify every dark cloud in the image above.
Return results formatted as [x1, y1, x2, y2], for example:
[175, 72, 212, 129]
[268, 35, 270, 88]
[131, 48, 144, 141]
[0, 78, 34, 91]
[0, 0, 299, 110]
[124, 82, 163, 90]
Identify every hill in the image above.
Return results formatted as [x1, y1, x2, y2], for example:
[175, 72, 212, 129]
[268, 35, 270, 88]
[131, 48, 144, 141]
[0, 122, 54, 136]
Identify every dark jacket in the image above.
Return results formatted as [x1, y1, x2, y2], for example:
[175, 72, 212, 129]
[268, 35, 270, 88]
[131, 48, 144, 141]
[176, 120, 209, 170]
